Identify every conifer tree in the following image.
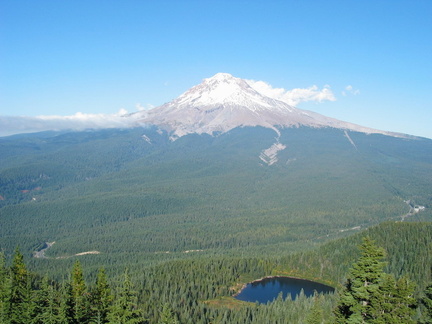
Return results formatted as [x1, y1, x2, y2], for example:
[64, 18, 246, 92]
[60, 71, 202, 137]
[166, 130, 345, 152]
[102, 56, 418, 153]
[369, 274, 416, 323]
[91, 267, 113, 324]
[306, 294, 324, 324]
[30, 276, 61, 324]
[335, 237, 386, 323]
[70, 260, 89, 323]
[108, 269, 143, 324]
[58, 281, 74, 324]
[334, 237, 416, 323]
[159, 303, 179, 324]
[7, 247, 31, 324]
[0, 251, 9, 323]
[392, 276, 417, 322]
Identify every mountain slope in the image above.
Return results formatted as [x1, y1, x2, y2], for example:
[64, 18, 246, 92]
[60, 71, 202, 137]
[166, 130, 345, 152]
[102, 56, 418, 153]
[0, 127, 431, 266]
[133, 73, 407, 139]
[0, 73, 431, 282]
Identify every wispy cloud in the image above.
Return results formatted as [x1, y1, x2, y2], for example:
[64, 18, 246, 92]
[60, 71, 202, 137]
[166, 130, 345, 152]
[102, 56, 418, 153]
[246, 80, 336, 106]
[0, 110, 137, 137]
[342, 85, 360, 96]
[136, 103, 154, 111]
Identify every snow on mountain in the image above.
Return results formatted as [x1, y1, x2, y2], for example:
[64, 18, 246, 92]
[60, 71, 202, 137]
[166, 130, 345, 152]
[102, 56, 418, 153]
[133, 73, 406, 139]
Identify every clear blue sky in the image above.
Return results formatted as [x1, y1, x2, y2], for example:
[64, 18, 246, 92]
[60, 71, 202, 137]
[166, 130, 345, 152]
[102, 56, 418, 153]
[1, 0, 431, 138]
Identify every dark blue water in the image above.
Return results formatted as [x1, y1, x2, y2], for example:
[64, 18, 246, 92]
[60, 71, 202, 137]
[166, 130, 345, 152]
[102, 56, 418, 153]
[235, 277, 334, 304]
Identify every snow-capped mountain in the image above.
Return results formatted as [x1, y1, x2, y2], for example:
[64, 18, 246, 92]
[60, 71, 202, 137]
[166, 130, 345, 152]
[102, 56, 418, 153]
[133, 73, 404, 139]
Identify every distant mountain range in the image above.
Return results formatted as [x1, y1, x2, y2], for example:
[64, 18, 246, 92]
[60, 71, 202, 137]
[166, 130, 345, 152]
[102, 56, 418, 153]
[131, 73, 409, 140]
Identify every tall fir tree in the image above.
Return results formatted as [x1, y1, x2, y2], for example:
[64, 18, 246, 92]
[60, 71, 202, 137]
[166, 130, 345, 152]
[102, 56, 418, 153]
[0, 251, 9, 323]
[108, 269, 143, 324]
[369, 274, 416, 324]
[7, 247, 31, 324]
[30, 276, 61, 324]
[91, 267, 113, 324]
[306, 294, 324, 324]
[334, 237, 416, 323]
[335, 237, 386, 323]
[70, 260, 90, 323]
[391, 276, 417, 323]
[58, 281, 75, 324]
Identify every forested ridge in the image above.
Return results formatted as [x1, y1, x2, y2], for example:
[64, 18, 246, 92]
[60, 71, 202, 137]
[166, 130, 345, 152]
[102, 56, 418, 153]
[1, 127, 432, 322]
[1, 128, 430, 260]
[1, 222, 432, 323]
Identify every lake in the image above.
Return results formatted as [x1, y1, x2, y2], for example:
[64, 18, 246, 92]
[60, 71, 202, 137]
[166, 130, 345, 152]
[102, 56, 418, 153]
[234, 276, 334, 304]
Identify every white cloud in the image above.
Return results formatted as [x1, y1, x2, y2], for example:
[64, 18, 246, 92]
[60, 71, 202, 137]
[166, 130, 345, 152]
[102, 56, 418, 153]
[117, 108, 129, 116]
[246, 80, 336, 106]
[342, 85, 360, 96]
[0, 110, 137, 137]
[136, 103, 154, 111]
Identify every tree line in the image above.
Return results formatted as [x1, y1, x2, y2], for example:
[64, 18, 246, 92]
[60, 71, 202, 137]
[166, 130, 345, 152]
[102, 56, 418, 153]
[0, 248, 148, 324]
[2, 237, 432, 323]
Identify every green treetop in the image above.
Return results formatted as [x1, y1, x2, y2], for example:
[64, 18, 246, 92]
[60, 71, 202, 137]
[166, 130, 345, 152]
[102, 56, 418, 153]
[334, 236, 416, 323]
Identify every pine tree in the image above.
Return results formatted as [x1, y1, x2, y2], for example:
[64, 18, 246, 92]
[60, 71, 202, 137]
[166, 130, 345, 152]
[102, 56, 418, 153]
[334, 237, 417, 323]
[370, 274, 416, 324]
[30, 276, 61, 324]
[91, 267, 113, 324]
[306, 294, 324, 324]
[7, 247, 31, 324]
[70, 260, 89, 323]
[58, 281, 74, 324]
[393, 276, 417, 322]
[159, 303, 179, 324]
[335, 237, 386, 323]
[108, 269, 143, 324]
[0, 251, 9, 323]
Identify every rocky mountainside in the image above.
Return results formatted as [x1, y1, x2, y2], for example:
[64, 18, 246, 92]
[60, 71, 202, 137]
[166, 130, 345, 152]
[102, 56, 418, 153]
[133, 73, 406, 140]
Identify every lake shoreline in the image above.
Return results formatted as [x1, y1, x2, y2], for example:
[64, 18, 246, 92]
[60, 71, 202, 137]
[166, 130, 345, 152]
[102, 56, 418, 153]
[232, 275, 335, 300]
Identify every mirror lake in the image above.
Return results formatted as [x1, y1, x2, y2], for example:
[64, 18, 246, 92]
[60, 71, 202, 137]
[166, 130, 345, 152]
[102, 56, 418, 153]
[234, 277, 335, 304]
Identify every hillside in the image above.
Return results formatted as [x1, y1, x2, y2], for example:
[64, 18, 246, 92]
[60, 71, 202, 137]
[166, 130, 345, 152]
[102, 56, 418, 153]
[0, 126, 431, 271]
[2, 218, 432, 323]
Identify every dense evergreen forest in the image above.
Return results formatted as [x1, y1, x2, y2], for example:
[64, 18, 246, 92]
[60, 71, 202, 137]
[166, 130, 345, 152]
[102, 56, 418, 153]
[1, 222, 432, 323]
[1, 128, 430, 260]
[1, 127, 432, 322]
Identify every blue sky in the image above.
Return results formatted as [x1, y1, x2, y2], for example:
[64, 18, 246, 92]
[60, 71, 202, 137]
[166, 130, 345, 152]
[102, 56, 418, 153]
[1, 0, 431, 138]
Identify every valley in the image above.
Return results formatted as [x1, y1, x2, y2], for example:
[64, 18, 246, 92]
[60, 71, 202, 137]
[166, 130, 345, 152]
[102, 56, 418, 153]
[1, 126, 430, 268]
[1, 73, 431, 323]
[1, 126, 431, 323]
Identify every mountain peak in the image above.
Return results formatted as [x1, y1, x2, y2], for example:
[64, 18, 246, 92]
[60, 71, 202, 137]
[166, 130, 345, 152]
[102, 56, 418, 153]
[206, 72, 235, 81]
[174, 72, 264, 109]
[134, 73, 405, 139]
